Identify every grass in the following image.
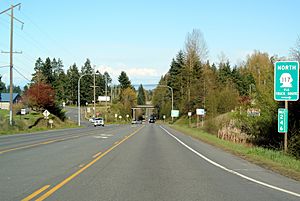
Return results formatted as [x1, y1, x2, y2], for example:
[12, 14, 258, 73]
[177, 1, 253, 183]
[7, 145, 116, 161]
[0, 110, 79, 135]
[171, 124, 300, 181]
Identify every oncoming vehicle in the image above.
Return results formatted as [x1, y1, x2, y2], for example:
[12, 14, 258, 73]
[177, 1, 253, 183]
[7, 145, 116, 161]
[149, 118, 155, 123]
[89, 117, 95, 123]
[94, 118, 104, 127]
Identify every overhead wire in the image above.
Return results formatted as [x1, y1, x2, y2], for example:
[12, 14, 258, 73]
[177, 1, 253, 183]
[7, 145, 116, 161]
[19, 10, 78, 60]
[13, 66, 31, 82]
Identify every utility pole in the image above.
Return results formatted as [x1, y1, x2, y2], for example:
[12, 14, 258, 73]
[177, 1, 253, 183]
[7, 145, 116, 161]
[105, 74, 108, 121]
[9, 3, 14, 127]
[90, 66, 99, 118]
[0, 2, 23, 126]
[93, 67, 96, 118]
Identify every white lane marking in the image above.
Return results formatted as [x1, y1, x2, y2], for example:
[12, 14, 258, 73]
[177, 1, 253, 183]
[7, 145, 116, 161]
[160, 126, 300, 198]
[93, 136, 108, 139]
[100, 134, 113, 137]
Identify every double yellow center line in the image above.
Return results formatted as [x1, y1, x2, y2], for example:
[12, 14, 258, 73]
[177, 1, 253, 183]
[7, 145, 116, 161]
[21, 125, 144, 201]
[0, 130, 105, 155]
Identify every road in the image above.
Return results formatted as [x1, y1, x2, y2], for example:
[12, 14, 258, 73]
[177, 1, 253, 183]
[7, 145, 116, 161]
[0, 124, 299, 201]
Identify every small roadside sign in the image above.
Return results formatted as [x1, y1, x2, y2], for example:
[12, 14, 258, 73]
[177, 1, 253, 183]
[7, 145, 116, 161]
[196, 109, 205, 116]
[278, 108, 288, 133]
[171, 110, 179, 118]
[21, 109, 26, 115]
[188, 112, 192, 117]
[43, 110, 50, 119]
[274, 61, 299, 101]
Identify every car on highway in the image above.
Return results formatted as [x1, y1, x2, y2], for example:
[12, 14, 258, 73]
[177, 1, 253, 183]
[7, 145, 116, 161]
[94, 118, 104, 127]
[149, 118, 155, 123]
[89, 117, 96, 123]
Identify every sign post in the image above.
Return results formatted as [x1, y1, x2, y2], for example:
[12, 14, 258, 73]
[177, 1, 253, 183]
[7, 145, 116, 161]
[196, 109, 205, 128]
[43, 110, 50, 119]
[274, 61, 299, 152]
[171, 110, 179, 118]
[278, 108, 288, 133]
[188, 112, 192, 127]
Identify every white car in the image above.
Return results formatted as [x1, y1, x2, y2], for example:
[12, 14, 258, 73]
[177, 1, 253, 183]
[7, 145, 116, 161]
[89, 117, 95, 123]
[94, 118, 104, 127]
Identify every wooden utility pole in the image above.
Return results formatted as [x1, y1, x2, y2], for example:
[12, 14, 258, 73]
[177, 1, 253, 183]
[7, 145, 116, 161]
[9, 4, 14, 126]
[0, 3, 23, 126]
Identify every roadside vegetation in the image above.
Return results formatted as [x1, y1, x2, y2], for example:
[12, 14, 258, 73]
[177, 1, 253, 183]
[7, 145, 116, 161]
[153, 29, 300, 160]
[170, 123, 300, 181]
[0, 55, 151, 133]
[0, 109, 77, 135]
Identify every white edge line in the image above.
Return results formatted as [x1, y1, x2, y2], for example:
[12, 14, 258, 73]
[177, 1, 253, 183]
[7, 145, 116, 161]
[160, 126, 300, 198]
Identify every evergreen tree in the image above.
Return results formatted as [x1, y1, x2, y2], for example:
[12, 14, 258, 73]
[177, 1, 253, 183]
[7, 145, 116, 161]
[217, 61, 232, 84]
[31, 57, 45, 84]
[137, 84, 146, 105]
[80, 59, 93, 104]
[66, 63, 80, 104]
[0, 75, 6, 93]
[118, 71, 132, 89]
[52, 58, 64, 78]
[55, 71, 68, 101]
[52, 58, 66, 101]
[41, 57, 55, 84]
[167, 50, 185, 110]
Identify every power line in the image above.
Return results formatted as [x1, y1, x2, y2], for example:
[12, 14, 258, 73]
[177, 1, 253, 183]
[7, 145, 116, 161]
[19, 10, 78, 59]
[13, 66, 31, 82]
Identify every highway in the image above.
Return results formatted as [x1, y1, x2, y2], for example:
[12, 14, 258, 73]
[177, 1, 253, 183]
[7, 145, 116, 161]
[0, 124, 299, 201]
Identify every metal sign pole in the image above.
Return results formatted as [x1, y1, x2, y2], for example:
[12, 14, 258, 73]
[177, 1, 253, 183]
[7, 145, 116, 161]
[284, 101, 288, 152]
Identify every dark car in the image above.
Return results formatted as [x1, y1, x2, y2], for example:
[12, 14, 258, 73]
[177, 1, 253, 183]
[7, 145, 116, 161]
[149, 118, 155, 123]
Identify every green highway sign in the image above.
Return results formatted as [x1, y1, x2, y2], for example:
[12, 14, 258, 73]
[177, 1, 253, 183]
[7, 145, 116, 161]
[274, 61, 299, 101]
[171, 110, 179, 118]
[278, 108, 288, 133]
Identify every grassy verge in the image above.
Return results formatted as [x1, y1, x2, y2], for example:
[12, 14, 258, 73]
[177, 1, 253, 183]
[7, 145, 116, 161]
[170, 124, 300, 181]
[0, 110, 79, 135]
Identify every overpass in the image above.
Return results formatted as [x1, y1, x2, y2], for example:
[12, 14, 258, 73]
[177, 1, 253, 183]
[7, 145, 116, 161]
[132, 105, 156, 120]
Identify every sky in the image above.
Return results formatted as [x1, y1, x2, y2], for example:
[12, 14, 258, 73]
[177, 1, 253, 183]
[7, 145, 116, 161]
[0, 0, 300, 88]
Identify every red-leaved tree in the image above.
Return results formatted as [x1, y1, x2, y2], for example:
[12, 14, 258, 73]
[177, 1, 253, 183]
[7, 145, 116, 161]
[24, 82, 55, 111]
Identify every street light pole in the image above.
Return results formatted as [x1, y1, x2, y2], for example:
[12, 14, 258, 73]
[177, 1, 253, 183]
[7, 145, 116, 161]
[93, 67, 96, 118]
[157, 85, 173, 121]
[78, 70, 100, 126]
[78, 73, 92, 126]
[78, 74, 89, 126]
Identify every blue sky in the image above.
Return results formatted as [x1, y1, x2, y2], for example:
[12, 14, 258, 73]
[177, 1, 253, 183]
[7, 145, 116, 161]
[0, 0, 300, 87]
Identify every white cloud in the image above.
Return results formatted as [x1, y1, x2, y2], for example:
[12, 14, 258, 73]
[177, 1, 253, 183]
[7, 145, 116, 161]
[95, 65, 163, 85]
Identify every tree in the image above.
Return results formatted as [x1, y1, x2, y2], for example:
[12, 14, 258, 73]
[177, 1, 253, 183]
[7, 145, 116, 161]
[118, 71, 132, 89]
[0, 75, 6, 93]
[55, 71, 68, 101]
[24, 82, 55, 110]
[120, 87, 136, 116]
[290, 36, 300, 62]
[52, 58, 66, 101]
[41, 57, 55, 84]
[167, 50, 185, 110]
[288, 36, 300, 158]
[66, 63, 80, 104]
[80, 59, 94, 104]
[152, 76, 172, 119]
[137, 84, 146, 105]
[31, 57, 45, 84]
[184, 29, 207, 111]
[217, 61, 232, 84]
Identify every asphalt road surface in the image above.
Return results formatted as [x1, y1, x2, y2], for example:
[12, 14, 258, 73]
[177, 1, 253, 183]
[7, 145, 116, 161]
[0, 124, 299, 201]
